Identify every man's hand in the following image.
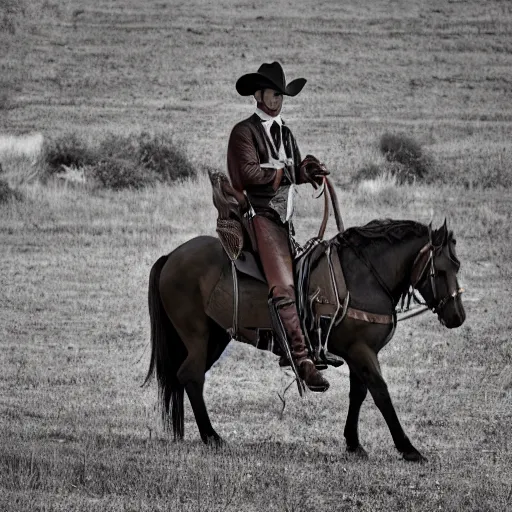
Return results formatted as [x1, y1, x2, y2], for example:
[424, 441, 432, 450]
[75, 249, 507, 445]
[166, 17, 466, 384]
[299, 154, 330, 188]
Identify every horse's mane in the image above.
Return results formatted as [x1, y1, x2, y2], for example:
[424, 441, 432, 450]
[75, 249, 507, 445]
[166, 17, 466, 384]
[338, 219, 428, 247]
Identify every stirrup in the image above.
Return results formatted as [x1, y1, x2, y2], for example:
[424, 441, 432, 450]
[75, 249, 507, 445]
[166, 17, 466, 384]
[278, 354, 328, 371]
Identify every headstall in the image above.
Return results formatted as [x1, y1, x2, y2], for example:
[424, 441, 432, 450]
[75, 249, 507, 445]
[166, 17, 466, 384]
[410, 232, 464, 314]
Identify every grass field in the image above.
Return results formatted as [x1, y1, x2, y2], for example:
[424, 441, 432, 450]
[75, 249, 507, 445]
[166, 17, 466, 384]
[1, 0, 512, 510]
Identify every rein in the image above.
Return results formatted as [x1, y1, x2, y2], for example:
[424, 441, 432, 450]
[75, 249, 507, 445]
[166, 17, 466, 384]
[316, 176, 345, 239]
[341, 225, 464, 323]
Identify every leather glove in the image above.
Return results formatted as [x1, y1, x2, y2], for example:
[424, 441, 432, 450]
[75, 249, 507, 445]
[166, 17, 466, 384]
[299, 154, 330, 188]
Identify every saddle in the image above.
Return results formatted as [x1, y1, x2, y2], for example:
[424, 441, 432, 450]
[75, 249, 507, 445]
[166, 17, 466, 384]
[207, 171, 349, 367]
[233, 238, 349, 367]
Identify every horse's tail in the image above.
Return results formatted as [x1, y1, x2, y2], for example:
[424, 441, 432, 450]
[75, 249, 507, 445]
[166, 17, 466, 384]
[144, 254, 186, 440]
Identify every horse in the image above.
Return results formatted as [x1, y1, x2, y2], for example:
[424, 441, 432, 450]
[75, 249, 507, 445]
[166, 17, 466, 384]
[144, 218, 465, 462]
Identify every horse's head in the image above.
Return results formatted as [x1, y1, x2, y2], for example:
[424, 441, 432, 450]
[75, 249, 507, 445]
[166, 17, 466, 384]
[413, 220, 466, 328]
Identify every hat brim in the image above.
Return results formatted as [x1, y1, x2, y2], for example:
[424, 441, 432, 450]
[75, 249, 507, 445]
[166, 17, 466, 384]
[236, 74, 306, 97]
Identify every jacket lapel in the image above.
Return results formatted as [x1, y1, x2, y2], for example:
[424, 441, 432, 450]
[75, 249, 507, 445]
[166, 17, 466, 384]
[249, 114, 279, 160]
[282, 124, 293, 161]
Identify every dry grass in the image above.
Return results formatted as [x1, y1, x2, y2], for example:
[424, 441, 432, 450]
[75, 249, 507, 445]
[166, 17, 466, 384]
[1, 0, 512, 510]
[0, 133, 43, 185]
[0, 133, 43, 156]
[1, 175, 511, 511]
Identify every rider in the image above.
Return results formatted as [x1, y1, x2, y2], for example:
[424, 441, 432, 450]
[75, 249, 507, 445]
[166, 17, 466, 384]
[227, 61, 330, 392]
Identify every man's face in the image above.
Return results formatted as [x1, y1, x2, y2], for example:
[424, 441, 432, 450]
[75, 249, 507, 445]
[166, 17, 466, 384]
[255, 89, 283, 117]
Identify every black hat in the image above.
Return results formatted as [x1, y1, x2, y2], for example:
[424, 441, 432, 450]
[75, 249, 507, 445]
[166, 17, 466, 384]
[236, 61, 307, 97]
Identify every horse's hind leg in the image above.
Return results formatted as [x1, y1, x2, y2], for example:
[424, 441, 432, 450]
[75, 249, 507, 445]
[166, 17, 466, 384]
[344, 367, 369, 458]
[183, 378, 221, 446]
[349, 343, 426, 462]
[173, 318, 222, 445]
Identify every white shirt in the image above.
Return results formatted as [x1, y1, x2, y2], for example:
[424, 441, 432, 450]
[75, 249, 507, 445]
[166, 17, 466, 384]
[254, 109, 296, 222]
[255, 108, 287, 161]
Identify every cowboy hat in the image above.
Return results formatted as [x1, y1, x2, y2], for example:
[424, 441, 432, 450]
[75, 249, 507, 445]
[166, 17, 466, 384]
[236, 61, 307, 97]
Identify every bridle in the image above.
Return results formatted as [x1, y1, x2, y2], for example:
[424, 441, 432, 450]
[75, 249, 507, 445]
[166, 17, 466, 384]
[410, 229, 464, 314]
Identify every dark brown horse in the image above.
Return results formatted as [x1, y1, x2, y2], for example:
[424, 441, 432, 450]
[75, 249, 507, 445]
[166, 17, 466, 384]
[144, 219, 465, 461]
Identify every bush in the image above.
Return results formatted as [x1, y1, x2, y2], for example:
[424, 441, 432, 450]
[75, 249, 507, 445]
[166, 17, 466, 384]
[379, 132, 433, 182]
[137, 132, 196, 182]
[43, 133, 96, 175]
[85, 158, 157, 191]
[41, 131, 196, 188]
[352, 133, 436, 186]
[0, 178, 22, 202]
[97, 132, 140, 161]
[95, 131, 196, 182]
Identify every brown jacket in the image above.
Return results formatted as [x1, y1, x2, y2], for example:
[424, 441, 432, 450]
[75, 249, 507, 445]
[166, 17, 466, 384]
[227, 114, 304, 219]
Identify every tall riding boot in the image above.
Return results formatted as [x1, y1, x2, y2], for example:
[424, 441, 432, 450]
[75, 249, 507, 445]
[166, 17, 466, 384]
[272, 296, 330, 393]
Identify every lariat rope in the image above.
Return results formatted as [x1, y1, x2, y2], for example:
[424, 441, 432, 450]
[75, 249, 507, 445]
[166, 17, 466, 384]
[316, 176, 345, 239]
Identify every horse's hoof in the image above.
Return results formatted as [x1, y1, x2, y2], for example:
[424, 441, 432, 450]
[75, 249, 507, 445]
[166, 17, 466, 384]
[347, 445, 368, 459]
[202, 434, 224, 447]
[402, 450, 427, 462]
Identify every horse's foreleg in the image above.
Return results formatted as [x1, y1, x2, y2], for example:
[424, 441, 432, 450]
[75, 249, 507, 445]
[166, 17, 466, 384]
[369, 379, 425, 461]
[350, 344, 426, 462]
[344, 368, 368, 458]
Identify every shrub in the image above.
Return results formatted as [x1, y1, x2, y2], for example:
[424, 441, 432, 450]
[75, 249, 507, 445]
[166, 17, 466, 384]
[41, 131, 196, 187]
[0, 178, 22, 202]
[85, 158, 157, 191]
[379, 132, 433, 182]
[43, 133, 96, 176]
[137, 132, 196, 182]
[97, 132, 140, 161]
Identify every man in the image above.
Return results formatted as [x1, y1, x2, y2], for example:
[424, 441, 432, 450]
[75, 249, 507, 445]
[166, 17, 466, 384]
[227, 61, 330, 392]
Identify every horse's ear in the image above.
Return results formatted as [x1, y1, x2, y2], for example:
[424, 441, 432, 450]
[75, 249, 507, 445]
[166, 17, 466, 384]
[430, 220, 447, 246]
[427, 221, 435, 244]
